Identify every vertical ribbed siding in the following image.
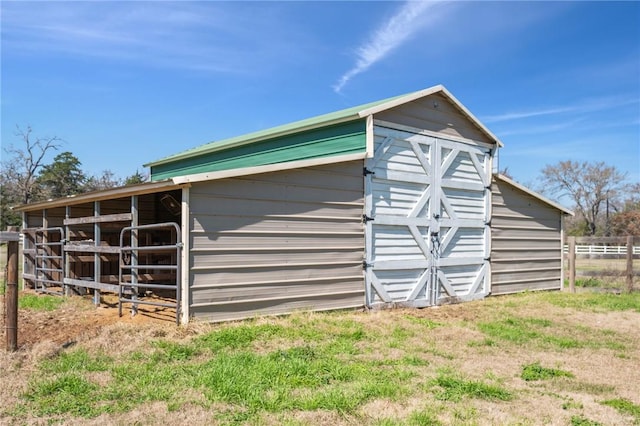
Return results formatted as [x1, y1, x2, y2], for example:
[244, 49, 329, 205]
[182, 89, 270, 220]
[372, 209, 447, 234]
[150, 121, 366, 181]
[188, 161, 365, 322]
[491, 177, 563, 294]
[374, 93, 494, 144]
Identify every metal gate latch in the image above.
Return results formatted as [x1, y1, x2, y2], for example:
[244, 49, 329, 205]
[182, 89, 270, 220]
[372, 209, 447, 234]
[362, 214, 375, 223]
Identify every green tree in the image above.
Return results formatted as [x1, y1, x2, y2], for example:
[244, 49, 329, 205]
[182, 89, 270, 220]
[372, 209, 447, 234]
[541, 160, 627, 236]
[37, 151, 86, 199]
[124, 170, 147, 185]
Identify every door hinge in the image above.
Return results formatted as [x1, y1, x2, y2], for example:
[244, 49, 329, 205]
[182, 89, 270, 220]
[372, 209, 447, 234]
[363, 167, 375, 176]
[362, 214, 375, 224]
[362, 261, 374, 270]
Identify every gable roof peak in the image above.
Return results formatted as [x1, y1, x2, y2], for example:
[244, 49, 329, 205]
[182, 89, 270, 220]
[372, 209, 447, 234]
[145, 84, 502, 169]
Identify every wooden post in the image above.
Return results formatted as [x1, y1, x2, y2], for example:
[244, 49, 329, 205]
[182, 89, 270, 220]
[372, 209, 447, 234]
[5, 226, 19, 351]
[568, 236, 576, 293]
[626, 236, 634, 293]
[93, 201, 101, 306]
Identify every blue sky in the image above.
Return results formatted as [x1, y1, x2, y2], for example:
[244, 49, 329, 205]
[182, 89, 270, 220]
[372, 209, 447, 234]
[1, 1, 639, 196]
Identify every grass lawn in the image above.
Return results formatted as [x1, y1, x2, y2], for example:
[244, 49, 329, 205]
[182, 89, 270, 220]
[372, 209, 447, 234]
[1, 290, 639, 425]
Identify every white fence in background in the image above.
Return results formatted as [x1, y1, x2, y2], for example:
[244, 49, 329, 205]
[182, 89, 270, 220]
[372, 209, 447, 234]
[563, 245, 640, 255]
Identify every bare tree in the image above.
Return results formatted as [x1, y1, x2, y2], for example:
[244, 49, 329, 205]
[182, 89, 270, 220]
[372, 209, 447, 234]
[83, 170, 122, 192]
[2, 125, 63, 204]
[497, 167, 513, 180]
[541, 160, 627, 236]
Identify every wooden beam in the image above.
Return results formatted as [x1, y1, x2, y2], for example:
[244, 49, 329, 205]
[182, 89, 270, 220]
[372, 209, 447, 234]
[574, 236, 630, 244]
[69, 255, 113, 262]
[5, 226, 19, 351]
[0, 231, 20, 242]
[64, 245, 121, 254]
[63, 278, 119, 293]
[576, 270, 640, 278]
[63, 213, 132, 225]
[100, 273, 177, 283]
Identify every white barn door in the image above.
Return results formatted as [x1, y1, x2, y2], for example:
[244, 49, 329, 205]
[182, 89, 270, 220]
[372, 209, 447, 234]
[364, 125, 491, 307]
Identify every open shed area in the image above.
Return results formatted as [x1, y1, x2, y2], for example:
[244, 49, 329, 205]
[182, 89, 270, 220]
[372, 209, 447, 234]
[18, 182, 187, 322]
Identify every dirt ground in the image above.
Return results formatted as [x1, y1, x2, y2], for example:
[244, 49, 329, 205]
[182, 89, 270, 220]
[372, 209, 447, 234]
[0, 291, 177, 350]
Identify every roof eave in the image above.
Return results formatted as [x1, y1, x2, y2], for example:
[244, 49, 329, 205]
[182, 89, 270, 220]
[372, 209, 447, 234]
[494, 173, 574, 216]
[13, 180, 188, 212]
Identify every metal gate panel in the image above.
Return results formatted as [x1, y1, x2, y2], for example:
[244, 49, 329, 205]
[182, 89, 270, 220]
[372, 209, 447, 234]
[23, 227, 65, 295]
[365, 125, 491, 307]
[119, 222, 182, 325]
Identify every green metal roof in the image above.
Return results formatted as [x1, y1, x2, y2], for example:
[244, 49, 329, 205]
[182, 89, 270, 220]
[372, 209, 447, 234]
[144, 93, 408, 168]
[149, 120, 367, 181]
[145, 85, 503, 173]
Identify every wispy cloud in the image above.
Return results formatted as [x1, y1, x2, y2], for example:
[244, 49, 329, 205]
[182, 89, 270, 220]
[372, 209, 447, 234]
[333, 1, 451, 93]
[483, 96, 639, 123]
[1, 2, 301, 74]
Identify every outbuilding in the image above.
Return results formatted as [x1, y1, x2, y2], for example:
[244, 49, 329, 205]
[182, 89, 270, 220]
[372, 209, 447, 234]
[16, 85, 572, 323]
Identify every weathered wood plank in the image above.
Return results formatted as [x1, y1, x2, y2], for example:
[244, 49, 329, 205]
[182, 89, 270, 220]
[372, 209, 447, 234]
[64, 245, 121, 254]
[573, 236, 631, 244]
[100, 273, 176, 283]
[576, 270, 640, 278]
[63, 278, 119, 292]
[63, 213, 132, 225]
[0, 231, 20, 242]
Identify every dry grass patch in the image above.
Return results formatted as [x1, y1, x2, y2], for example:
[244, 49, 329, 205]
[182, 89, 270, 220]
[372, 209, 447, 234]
[1, 290, 639, 425]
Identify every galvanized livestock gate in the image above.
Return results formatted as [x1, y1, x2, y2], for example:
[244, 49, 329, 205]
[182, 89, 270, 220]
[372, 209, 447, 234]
[16, 85, 572, 323]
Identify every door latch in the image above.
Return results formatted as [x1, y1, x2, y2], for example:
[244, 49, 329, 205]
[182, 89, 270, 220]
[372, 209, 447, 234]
[363, 167, 376, 176]
[362, 214, 375, 224]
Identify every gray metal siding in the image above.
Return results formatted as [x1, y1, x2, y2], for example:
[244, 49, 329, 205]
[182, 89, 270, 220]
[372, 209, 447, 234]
[491, 177, 563, 294]
[375, 93, 494, 144]
[188, 161, 365, 322]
